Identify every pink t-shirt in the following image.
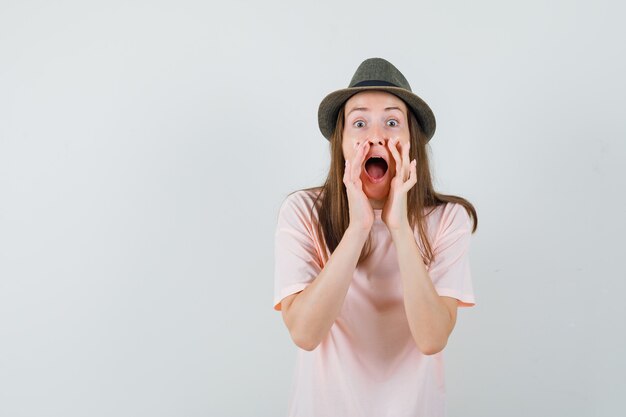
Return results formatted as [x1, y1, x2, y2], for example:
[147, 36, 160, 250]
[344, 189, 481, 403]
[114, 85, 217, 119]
[273, 189, 476, 417]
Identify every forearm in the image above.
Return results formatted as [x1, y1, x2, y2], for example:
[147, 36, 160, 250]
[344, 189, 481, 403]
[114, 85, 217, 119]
[288, 225, 370, 350]
[391, 225, 452, 355]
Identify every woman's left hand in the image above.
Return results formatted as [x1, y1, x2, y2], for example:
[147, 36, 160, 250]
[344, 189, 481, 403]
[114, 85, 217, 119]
[381, 137, 417, 232]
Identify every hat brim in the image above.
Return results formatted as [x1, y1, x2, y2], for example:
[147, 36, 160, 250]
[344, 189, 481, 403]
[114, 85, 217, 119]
[317, 86, 436, 142]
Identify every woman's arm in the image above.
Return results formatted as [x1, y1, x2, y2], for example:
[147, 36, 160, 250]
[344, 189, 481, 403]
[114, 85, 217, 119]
[390, 225, 457, 355]
[281, 225, 370, 351]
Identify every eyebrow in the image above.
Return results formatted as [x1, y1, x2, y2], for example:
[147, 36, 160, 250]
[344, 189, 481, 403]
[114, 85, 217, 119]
[346, 106, 404, 117]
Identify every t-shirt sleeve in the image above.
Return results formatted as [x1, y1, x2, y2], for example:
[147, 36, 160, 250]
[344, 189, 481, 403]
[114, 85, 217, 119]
[273, 193, 324, 311]
[427, 203, 476, 307]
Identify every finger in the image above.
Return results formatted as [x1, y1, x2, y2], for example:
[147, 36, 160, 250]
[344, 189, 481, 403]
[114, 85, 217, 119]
[401, 159, 417, 192]
[401, 141, 410, 182]
[344, 160, 358, 189]
[346, 143, 360, 184]
[407, 160, 417, 188]
[395, 139, 408, 183]
[352, 141, 369, 180]
[347, 142, 362, 183]
[388, 138, 402, 178]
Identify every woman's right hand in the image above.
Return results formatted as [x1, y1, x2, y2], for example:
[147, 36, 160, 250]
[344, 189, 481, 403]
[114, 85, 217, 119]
[343, 141, 375, 232]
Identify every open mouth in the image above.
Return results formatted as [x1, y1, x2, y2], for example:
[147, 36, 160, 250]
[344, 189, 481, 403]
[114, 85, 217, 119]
[364, 156, 389, 182]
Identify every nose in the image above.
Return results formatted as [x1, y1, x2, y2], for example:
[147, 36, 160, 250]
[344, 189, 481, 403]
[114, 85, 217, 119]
[367, 123, 388, 146]
[356, 137, 387, 148]
[367, 138, 386, 146]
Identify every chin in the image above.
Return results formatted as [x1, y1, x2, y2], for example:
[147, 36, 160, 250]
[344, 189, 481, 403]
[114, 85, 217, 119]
[363, 181, 390, 201]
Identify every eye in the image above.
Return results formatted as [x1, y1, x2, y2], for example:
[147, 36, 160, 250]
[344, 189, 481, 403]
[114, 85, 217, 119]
[387, 119, 399, 127]
[354, 120, 365, 128]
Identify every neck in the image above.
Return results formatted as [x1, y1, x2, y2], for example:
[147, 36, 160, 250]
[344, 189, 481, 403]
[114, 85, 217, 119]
[369, 198, 385, 209]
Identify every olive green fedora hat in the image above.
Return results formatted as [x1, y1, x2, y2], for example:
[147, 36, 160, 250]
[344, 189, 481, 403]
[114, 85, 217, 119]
[317, 57, 436, 142]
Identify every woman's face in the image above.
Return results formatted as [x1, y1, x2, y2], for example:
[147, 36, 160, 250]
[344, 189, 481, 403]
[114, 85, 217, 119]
[341, 90, 410, 203]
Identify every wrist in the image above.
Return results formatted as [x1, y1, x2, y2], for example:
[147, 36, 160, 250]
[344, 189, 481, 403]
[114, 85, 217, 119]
[346, 224, 371, 241]
[389, 223, 413, 239]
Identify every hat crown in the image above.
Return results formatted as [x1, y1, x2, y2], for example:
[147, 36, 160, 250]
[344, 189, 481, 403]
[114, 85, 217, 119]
[348, 57, 412, 92]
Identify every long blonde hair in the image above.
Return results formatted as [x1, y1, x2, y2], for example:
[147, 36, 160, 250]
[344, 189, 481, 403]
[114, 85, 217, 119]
[296, 101, 477, 266]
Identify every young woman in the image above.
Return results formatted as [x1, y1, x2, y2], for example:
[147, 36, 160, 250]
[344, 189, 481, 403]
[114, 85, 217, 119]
[273, 57, 478, 417]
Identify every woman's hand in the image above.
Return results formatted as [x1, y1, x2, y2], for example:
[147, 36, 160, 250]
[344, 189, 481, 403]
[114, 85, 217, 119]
[381, 137, 417, 232]
[344, 141, 375, 232]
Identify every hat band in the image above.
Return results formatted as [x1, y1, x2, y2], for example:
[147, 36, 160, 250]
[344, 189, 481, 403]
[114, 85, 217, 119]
[351, 80, 399, 88]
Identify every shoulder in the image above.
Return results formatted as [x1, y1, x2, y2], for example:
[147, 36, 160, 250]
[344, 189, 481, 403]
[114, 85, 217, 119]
[428, 202, 472, 240]
[276, 188, 323, 228]
[279, 188, 322, 215]
[284, 187, 321, 206]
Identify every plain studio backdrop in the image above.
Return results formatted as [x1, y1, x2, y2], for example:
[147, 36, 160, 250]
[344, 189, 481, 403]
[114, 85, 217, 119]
[1, 1, 625, 416]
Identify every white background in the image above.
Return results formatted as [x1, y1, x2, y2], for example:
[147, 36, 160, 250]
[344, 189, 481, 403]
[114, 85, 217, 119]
[1, 1, 625, 416]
